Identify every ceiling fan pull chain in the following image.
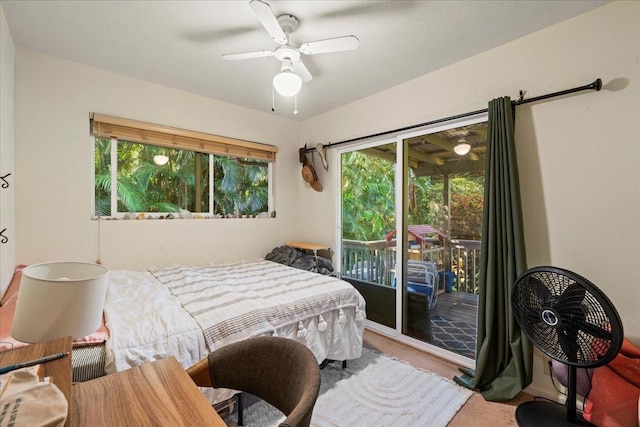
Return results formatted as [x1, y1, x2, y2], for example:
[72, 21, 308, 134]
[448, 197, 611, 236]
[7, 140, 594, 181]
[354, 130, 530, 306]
[294, 95, 298, 115]
[271, 86, 275, 112]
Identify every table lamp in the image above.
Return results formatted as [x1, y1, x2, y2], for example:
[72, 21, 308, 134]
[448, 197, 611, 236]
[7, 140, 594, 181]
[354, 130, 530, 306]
[10, 262, 109, 343]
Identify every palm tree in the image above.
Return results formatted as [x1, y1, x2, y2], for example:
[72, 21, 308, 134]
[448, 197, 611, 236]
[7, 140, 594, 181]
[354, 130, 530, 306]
[94, 138, 112, 216]
[214, 156, 268, 215]
[95, 138, 269, 216]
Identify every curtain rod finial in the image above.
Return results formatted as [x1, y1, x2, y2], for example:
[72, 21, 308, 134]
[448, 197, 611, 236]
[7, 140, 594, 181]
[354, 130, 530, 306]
[594, 78, 602, 91]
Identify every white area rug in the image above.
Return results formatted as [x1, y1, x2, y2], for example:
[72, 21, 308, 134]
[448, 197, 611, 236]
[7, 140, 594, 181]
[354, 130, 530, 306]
[234, 347, 474, 427]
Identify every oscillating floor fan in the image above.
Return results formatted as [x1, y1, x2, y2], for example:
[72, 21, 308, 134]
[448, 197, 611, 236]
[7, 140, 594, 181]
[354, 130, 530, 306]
[512, 266, 623, 426]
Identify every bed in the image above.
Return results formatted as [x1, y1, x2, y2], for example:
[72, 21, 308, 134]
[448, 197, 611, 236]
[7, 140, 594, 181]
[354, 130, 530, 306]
[108, 259, 367, 403]
[2, 259, 366, 402]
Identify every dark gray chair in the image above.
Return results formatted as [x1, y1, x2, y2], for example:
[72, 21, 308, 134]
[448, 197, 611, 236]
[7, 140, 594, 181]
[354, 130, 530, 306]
[187, 336, 321, 427]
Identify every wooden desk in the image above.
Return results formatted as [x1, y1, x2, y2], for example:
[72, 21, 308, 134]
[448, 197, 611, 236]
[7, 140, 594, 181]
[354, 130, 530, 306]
[0, 336, 73, 426]
[71, 357, 225, 426]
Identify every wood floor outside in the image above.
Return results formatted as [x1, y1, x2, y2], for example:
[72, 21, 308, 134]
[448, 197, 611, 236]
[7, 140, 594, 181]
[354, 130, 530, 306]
[432, 291, 478, 326]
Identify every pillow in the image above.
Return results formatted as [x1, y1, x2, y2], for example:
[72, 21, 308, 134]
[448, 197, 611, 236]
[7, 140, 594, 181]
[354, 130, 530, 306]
[0, 304, 110, 352]
[583, 365, 640, 427]
[0, 265, 27, 306]
[0, 303, 25, 351]
[582, 338, 640, 427]
[609, 338, 640, 389]
[69, 315, 110, 348]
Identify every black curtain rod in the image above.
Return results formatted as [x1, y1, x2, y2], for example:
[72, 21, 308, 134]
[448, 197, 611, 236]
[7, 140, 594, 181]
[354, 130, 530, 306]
[305, 78, 602, 153]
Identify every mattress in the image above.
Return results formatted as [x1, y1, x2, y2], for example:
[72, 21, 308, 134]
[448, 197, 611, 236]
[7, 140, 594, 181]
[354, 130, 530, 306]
[72, 344, 106, 383]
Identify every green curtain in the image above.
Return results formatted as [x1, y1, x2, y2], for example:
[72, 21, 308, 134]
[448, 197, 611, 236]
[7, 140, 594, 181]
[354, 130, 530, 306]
[453, 97, 533, 401]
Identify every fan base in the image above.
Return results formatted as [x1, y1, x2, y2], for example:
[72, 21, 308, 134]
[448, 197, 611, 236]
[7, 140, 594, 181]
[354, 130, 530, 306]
[515, 401, 592, 426]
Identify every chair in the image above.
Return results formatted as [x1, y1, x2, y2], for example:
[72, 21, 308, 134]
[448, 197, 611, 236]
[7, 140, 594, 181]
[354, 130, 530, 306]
[407, 260, 438, 309]
[186, 336, 321, 427]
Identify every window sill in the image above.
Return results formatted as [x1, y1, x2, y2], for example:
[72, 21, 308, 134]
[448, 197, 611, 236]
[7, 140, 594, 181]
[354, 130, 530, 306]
[92, 211, 275, 220]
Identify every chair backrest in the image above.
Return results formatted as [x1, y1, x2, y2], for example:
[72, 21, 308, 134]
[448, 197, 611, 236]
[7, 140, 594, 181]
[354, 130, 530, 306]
[407, 260, 439, 309]
[187, 336, 321, 427]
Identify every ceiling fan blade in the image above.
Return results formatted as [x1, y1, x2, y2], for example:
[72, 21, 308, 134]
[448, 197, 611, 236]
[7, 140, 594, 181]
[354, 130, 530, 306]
[292, 59, 313, 82]
[249, 0, 287, 45]
[223, 50, 274, 61]
[299, 35, 360, 55]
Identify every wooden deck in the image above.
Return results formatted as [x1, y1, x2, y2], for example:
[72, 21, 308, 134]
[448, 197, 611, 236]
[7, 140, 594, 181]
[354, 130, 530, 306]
[432, 291, 478, 326]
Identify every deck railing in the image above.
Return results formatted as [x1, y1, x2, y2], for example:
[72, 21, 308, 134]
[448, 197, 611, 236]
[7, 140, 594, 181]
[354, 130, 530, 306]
[341, 238, 482, 294]
[341, 239, 393, 286]
[449, 239, 482, 294]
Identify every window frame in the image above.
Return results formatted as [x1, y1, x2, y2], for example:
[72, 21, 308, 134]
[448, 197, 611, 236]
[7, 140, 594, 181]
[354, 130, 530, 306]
[91, 113, 276, 219]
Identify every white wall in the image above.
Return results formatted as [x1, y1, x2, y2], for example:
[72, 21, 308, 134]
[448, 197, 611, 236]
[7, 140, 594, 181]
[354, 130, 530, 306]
[7, 0, 640, 401]
[0, 4, 15, 295]
[14, 50, 301, 270]
[299, 1, 640, 399]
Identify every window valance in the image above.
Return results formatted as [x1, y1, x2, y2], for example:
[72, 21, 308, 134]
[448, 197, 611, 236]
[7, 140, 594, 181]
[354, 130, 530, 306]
[90, 113, 277, 162]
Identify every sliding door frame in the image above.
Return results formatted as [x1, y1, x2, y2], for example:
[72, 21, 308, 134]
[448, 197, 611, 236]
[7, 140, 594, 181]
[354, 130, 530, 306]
[335, 113, 487, 367]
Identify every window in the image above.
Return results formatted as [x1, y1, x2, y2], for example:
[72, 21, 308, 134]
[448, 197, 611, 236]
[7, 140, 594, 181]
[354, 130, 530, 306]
[91, 114, 276, 219]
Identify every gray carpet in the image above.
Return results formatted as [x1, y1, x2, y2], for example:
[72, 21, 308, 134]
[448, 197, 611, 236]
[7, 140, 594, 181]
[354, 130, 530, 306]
[229, 347, 473, 426]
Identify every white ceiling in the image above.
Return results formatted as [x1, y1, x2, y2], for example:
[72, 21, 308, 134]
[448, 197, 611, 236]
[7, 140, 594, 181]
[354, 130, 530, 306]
[2, 0, 609, 120]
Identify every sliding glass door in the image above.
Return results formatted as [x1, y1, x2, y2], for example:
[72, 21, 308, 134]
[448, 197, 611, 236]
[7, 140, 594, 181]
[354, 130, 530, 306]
[339, 140, 397, 330]
[338, 114, 487, 363]
[400, 119, 486, 360]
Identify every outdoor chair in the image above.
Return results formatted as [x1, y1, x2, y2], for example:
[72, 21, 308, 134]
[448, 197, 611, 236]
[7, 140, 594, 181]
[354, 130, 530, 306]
[407, 260, 439, 310]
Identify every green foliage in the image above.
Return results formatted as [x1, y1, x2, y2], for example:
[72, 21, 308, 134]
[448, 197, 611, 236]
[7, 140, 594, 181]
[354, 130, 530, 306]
[213, 157, 268, 215]
[450, 176, 484, 239]
[407, 172, 446, 232]
[341, 151, 396, 241]
[341, 150, 484, 242]
[94, 138, 268, 216]
[94, 138, 112, 216]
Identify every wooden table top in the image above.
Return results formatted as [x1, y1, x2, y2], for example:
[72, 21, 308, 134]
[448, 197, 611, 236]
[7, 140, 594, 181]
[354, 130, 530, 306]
[0, 336, 73, 426]
[286, 241, 330, 252]
[71, 357, 225, 426]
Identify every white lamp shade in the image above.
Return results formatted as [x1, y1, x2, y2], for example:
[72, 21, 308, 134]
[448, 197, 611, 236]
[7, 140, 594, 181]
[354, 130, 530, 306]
[273, 70, 302, 97]
[11, 262, 109, 343]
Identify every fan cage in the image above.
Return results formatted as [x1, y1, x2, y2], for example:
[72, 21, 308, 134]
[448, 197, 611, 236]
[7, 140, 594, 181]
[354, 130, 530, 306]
[512, 266, 623, 368]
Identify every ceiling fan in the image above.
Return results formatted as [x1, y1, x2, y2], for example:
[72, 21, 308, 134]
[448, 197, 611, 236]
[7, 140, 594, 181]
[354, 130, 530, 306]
[223, 0, 360, 97]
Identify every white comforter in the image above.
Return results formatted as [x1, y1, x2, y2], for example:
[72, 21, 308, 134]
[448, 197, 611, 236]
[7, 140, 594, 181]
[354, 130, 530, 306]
[103, 260, 366, 383]
[103, 269, 207, 375]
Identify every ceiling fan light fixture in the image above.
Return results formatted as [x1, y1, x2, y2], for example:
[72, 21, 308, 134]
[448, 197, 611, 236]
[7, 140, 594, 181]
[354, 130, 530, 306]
[273, 70, 302, 97]
[454, 140, 471, 156]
